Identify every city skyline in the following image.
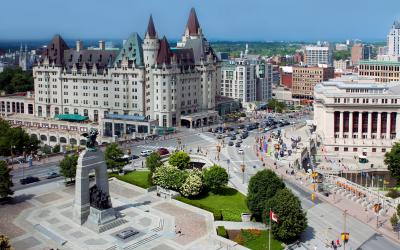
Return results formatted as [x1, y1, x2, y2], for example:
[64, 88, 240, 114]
[1, 0, 400, 41]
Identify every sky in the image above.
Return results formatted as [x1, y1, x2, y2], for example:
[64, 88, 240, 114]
[1, 0, 400, 42]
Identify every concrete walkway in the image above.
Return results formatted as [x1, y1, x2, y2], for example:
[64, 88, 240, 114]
[214, 221, 267, 230]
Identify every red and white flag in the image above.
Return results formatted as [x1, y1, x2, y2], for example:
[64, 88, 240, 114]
[269, 211, 278, 223]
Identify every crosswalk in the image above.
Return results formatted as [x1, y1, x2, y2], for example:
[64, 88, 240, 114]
[136, 145, 176, 151]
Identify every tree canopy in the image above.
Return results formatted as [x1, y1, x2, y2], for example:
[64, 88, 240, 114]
[264, 188, 307, 243]
[0, 119, 40, 156]
[59, 154, 78, 182]
[104, 143, 125, 172]
[168, 151, 191, 170]
[203, 164, 229, 193]
[146, 152, 162, 172]
[384, 142, 400, 183]
[0, 67, 33, 94]
[267, 99, 287, 113]
[0, 160, 13, 198]
[247, 169, 285, 220]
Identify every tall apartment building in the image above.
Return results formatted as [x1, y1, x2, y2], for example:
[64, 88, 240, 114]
[220, 58, 272, 104]
[291, 66, 334, 99]
[358, 60, 400, 83]
[304, 46, 333, 66]
[387, 21, 400, 60]
[0, 8, 220, 147]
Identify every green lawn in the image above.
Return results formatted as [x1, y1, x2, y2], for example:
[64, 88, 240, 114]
[240, 230, 283, 250]
[176, 187, 249, 221]
[109, 171, 151, 189]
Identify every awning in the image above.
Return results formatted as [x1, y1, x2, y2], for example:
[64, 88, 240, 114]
[55, 114, 88, 121]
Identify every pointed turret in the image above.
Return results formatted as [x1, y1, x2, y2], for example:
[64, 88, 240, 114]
[146, 15, 157, 39]
[185, 8, 201, 36]
[42, 34, 69, 66]
[156, 36, 172, 65]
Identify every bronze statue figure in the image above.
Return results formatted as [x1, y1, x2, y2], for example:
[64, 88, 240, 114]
[89, 185, 112, 210]
[81, 128, 99, 151]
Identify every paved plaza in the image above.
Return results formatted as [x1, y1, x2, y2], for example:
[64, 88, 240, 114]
[1, 178, 239, 250]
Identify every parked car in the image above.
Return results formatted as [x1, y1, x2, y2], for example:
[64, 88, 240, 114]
[140, 150, 153, 157]
[116, 229, 139, 239]
[237, 138, 243, 143]
[238, 148, 244, 154]
[235, 142, 241, 147]
[157, 147, 170, 156]
[130, 155, 140, 160]
[230, 135, 237, 140]
[20, 176, 40, 185]
[228, 141, 234, 146]
[46, 172, 60, 179]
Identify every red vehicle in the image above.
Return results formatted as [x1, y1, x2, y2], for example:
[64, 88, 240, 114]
[157, 148, 170, 156]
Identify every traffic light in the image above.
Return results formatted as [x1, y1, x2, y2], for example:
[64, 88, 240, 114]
[341, 232, 349, 242]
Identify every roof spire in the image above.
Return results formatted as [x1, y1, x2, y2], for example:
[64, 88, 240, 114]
[186, 8, 201, 36]
[156, 36, 172, 65]
[146, 14, 157, 39]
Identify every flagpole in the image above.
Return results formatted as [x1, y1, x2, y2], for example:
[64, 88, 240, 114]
[269, 208, 271, 250]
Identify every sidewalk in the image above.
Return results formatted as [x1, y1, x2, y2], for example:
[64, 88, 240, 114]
[214, 221, 267, 230]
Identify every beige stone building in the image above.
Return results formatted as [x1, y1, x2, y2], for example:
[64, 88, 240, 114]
[291, 66, 334, 99]
[358, 60, 400, 83]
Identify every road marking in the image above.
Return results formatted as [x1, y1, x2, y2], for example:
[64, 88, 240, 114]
[198, 133, 217, 143]
[137, 145, 175, 151]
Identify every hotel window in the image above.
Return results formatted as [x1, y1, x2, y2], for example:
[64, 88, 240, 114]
[334, 147, 339, 151]
[382, 148, 386, 153]
[353, 148, 358, 152]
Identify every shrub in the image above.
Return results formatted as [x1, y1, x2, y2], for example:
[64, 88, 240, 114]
[234, 234, 245, 245]
[153, 163, 188, 191]
[52, 144, 61, 153]
[180, 169, 203, 197]
[217, 226, 228, 238]
[386, 188, 400, 199]
[168, 151, 191, 169]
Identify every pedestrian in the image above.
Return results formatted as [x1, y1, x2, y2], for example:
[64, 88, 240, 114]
[331, 240, 335, 248]
[336, 239, 340, 247]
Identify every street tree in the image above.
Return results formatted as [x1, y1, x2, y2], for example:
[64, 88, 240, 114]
[247, 169, 285, 221]
[168, 151, 191, 170]
[104, 143, 125, 172]
[264, 188, 308, 243]
[146, 152, 162, 172]
[267, 99, 287, 113]
[384, 143, 400, 183]
[390, 213, 399, 231]
[203, 164, 228, 193]
[0, 160, 13, 198]
[59, 154, 78, 182]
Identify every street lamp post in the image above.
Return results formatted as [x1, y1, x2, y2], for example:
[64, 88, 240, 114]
[10, 145, 16, 166]
[241, 152, 246, 184]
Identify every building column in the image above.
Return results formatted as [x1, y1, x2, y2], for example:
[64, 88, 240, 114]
[349, 112, 353, 139]
[358, 112, 362, 139]
[367, 112, 372, 139]
[397, 113, 400, 139]
[386, 112, 391, 139]
[377, 112, 382, 139]
[339, 111, 344, 138]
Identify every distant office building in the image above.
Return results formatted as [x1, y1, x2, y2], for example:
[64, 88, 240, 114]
[293, 52, 303, 64]
[334, 60, 350, 72]
[335, 44, 348, 51]
[351, 44, 372, 65]
[304, 45, 333, 66]
[216, 52, 229, 61]
[387, 21, 400, 60]
[280, 66, 293, 89]
[292, 65, 334, 99]
[359, 60, 400, 83]
[220, 58, 272, 104]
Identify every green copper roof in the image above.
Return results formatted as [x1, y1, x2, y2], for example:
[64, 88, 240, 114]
[359, 60, 400, 66]
[115, 32, 143, 66]
[55, 114, 88, 121]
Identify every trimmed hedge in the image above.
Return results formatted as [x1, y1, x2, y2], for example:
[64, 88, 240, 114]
[217, 226, 228, 238]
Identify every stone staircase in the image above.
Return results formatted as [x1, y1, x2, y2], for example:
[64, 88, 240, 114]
[123, 234, 161, 250]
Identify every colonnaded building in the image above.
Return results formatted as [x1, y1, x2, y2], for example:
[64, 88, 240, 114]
[0, 8, 221, 148]
[314, 80, 400, 158]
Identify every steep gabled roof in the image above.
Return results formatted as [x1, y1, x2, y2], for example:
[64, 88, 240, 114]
[186, 8, 200, 36]
[146, 15, 157, 39]
[156, 36, 173, 65]
[115, 32, 144, 66]
[42, 34, 69, 66]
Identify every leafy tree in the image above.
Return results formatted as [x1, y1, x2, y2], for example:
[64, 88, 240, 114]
[397, 204, 400, 217]
[180, 169, 203, 197]
[146, 152, 162, 172]
[59, 154, 78, 182]
[0, 160, 13, 198]
[247, 169, 285, 220]
[390, 213, 399, 231]
[41, 144, 52, 155]
[104, 143, 124, 172]
[0, 67, 33, 94]
[52, 144, 61, 153]
[168, 151, 191, 170]
[334, 50, 351, 61]
[153, 163, 188, 191]
[384, 143, 400, 183]
[0, 234, 12, 250]
[203, 164, 228, 193]
[264, 188, 307, 243]
[267, 99, 287, 113]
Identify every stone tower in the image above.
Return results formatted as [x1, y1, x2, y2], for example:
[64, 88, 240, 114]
[143, 15, 159, 68]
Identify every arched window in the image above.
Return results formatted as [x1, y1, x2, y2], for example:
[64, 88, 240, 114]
[54, 107, 60, 115]
[64, 108, 69, 114]
[50, 136, 57, 142]
[74, 108, 78, 115]
[40, 135, 47, 141]
[70, 138, 77, 145]
[84, 109, 88, 117]
[60, 137, 67, 143]
[80, 139, 86, 146]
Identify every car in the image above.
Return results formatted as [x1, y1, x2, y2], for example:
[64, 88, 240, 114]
[157, 147, 170, 156]
[46, 172, 60, 179]
[230, 135, 237, 140]
[238, 148, 244, 154]
[237, 138, 243, 143]
[228, 141, 234, 146]
[140, 150, 153, 157]
[116, 229, 139, 239]
[130, 155, 140, 160]
[235, 142, 241, 147]
[20, 176, 40, 185]
[238, 124, 245, 129]
[216, 134, 223, 139]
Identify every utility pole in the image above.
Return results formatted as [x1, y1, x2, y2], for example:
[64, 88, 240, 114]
[342, 209, 349, 250]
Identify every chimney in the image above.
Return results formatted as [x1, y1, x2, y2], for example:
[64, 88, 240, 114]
[76, 40, 83, 52]
[99, 40, 105, 50]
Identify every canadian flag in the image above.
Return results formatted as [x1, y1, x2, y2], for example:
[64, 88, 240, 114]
[270, 211, 278, 223]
